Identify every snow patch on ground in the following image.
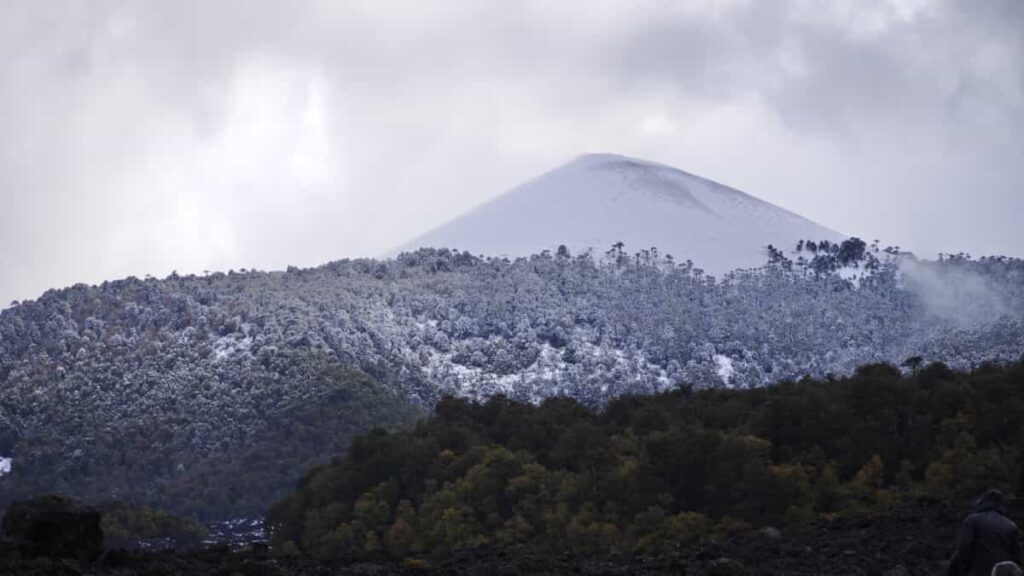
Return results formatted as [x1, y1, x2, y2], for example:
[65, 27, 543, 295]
[204, 518, 267, 548]
[213, 335, 253, 361]
[714, 354, 735, 386]
[417, 335, 679, 404]
[0, 456, 11, 476]
[837, 265, 863, 287]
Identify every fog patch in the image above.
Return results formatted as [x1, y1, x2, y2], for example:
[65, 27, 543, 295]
[899, 257, 1014, 326]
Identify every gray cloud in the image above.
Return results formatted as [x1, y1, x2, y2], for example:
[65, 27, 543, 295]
[1, 0, 1022, 305]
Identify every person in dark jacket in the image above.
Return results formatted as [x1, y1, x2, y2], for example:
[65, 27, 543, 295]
[948, 489, 1021, 576]
[991, 561, 1022, 576]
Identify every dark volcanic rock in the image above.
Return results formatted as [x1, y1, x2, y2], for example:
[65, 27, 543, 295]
[0, 499, 1017, 575]
[1, 495, 103, 561]
[706, 558, 750, 576]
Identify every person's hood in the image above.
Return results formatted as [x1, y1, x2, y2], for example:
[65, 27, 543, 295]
[975, 489, 1006, 513]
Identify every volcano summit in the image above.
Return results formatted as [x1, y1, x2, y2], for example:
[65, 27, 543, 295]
[399, 153, 844, 274]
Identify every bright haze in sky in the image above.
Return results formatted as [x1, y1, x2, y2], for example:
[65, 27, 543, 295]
[1, 0, 1022, 305]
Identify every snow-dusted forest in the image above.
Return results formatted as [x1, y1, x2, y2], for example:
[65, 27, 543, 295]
[1, 240, 1022, 517]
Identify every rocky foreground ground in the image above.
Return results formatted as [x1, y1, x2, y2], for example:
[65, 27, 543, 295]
[0, 499, 1010, 576]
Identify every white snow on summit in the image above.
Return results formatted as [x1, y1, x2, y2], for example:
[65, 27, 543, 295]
[397, 153, 844, 275]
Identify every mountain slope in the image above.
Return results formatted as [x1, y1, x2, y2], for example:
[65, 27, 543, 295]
[398, 153, 844, 274]
[3, 249, 1024, 519]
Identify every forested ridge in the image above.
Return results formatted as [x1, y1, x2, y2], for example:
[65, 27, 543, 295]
[1, 241, 1022, 518]
[0, 365, 420, 518]
[268, 360, 1024, 561]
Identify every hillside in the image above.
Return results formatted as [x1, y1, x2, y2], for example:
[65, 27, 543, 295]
[5, 360, 1021, 575]
[1, 246, 1023, 518]
[397, 154, 845, 275]
[268, 360, 1023, 567]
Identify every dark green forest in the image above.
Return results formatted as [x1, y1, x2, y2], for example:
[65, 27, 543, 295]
[268, 360, 1024, 560]
[99, 502, 209, 549]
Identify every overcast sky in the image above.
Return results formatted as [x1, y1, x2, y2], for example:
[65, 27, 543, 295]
[1, 0, 1022, 305]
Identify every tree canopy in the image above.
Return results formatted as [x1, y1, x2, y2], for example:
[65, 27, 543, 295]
[268, 359, 1024, 561]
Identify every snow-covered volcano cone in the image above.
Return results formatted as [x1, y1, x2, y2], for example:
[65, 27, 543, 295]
[397, 153, 844, 274]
